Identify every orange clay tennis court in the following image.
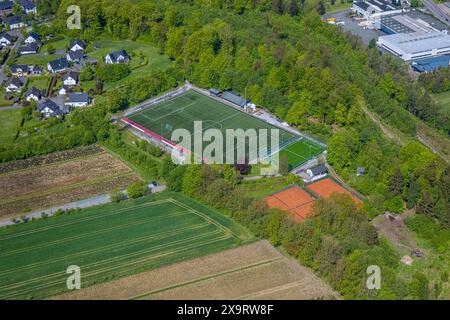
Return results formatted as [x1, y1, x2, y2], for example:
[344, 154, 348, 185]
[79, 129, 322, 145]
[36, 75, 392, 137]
[306, 178, 363, 205]
[265, 186, 316, 222]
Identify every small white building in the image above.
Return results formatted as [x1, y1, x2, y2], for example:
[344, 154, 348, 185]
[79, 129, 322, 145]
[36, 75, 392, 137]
[24, 87, 41, 102]
[24, 32, 39, 44]
[306, 164, 328, 182]
[0, 33, 13, 46]
[105, 50, 130, 64]
[62, 72, 78, 86]
[69, 39, 86, 52]
[5, 77, 23, 93]
[65, 92, 90, 107]
[38, 99, 64, 117]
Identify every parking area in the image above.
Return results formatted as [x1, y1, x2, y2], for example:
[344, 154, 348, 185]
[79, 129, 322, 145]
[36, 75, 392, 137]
[324, 10, 384, 45]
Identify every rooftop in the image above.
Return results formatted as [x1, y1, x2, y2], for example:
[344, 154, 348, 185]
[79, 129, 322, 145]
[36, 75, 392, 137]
[379, 32, 450, 54]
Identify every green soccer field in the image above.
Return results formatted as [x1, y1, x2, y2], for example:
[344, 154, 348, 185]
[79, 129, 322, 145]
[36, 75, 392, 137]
[127, 90, 299, 162]
[0, 193, 251, 300]
[275, 139, 325, 170]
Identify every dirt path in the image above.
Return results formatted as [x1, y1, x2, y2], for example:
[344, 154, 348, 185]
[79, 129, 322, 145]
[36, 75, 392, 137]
[362, 106, 406, 146]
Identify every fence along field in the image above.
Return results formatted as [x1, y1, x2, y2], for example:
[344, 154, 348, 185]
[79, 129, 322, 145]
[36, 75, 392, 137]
[0, 193, 251, 299]
[0, 146, 139, 219]
[124, 90, 321, 164]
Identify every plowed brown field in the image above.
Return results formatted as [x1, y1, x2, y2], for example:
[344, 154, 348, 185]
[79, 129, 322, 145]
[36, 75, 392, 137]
[0, 148, 140, 218]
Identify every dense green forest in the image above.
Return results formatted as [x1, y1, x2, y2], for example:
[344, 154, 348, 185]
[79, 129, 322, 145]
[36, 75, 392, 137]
[1, 0, 448, 299]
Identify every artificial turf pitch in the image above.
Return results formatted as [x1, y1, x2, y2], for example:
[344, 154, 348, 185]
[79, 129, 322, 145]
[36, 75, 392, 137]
[127, 90, 302, 161]
[0, 193, 251, 300]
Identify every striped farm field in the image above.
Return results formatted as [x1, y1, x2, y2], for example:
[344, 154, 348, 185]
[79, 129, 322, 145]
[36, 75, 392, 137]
[0, 193, 252, 300]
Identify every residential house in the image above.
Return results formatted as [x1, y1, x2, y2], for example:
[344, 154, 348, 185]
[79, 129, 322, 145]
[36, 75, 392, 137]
[18, 43, 39, 55]
[105, 50, 130, 64]
[306, 164, 328, 182]
[62, 72, 78, 86]
[19, 0, 37, 15]
[47, 57, 69, 73]
[30, 66, 42, 75]
[5, 77, 23, 93]
[0, 32, 13, 46]
[69, 39, 86, 52]
[66, 50, 85, 63]
[24, 86, 41, 102]
[24, 32, 39, 44]
[58, 85, 70, 95]
[3, 16, 25, 30]
[38, 99, 63, 117]
[11, 64, 29, 76]
[0, 1, 13, 17]
[66, 92, 90, 108]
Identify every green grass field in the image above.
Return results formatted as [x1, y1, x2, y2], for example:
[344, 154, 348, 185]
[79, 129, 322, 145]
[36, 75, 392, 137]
[0, 193, 251, 299]
[15, 54, 64, 67]
[127, 90, 303, 163]
[0, 109, 21, 144]
[275, 138, 324, 170]
[27, 76, 52, 95]
[90, 40, 172, 89]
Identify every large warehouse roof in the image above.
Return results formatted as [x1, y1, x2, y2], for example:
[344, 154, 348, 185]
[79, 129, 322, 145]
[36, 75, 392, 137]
[379, 32, 450, 55]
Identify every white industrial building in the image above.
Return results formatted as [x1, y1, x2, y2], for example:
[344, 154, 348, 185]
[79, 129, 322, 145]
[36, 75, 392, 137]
[352, 0, 403, 21]
[377, 32, 450, 61]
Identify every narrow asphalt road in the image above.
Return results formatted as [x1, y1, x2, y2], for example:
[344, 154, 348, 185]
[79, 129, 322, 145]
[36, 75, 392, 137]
[0, 185, 167, 228]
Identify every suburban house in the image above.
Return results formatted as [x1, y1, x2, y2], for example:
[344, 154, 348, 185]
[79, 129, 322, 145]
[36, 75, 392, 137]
[0, 1, 13, 17]
[58, 85, 70, 95]
[47, 57, 69, 73]
[62, 72, 78, 86]
[38, 99, 64, 117]
[3, 15, 25, 30]
[65, 92, 90, 107]
[66, 50, 85, 63]
[24, 87, 41, 102]
[0, 32, 13, 46]
[69, 39, 86, 52]
[19, 0, 37, 15]
[11, 64, 29, 76]
[18, 43, 39, 55]
[24, 32, 39, 44]
[5, 77, 23, 93]
[31, 66, 42, 75]
[306, 164, 328, 182]
[105, 50, 130, 64]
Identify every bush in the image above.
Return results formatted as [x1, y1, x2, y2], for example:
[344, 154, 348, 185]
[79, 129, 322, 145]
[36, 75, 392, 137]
[110, 188, 125, 202]
[126, 181, 148, 199]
